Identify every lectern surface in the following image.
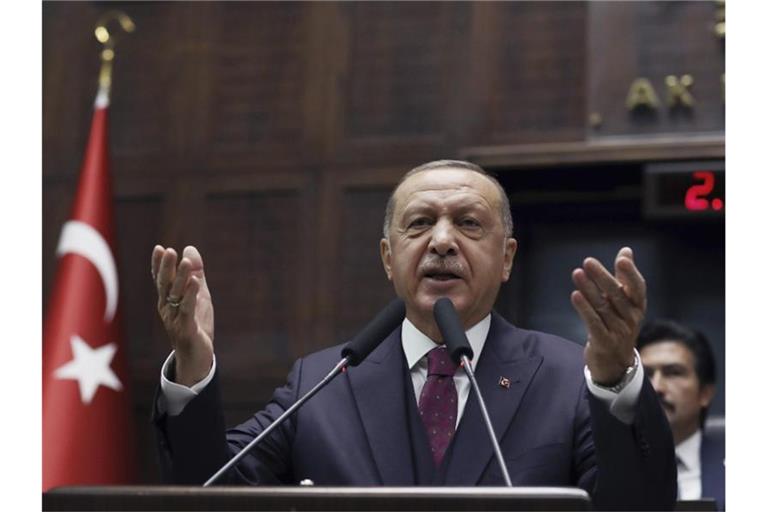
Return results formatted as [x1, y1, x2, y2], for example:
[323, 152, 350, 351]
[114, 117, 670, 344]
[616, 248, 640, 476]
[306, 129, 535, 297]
[44, 485, 592, 511]
[674, 499, 718, 512]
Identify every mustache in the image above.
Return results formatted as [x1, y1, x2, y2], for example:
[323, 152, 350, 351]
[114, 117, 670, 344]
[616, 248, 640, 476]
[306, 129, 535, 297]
[419, 255, 467, 278]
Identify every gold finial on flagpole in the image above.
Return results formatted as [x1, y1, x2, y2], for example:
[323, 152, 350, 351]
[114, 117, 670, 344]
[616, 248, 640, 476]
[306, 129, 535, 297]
[94, 11, 135, 96]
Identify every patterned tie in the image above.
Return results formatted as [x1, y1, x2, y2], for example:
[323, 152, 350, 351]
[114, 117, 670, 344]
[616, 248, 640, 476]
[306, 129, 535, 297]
[418, 346, 459, 466]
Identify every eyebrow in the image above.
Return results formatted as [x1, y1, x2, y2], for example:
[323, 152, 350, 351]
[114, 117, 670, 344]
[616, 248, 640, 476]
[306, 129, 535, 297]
[400, 199, 491, 217]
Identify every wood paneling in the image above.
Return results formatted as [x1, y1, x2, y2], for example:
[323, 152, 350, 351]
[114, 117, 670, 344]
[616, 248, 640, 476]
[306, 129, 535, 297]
[114, 196, 165, 370]
[107, 3, 200, 161]
[588, 1, 725, 137]
[201, 3, 314, 166]
[333, 2, 472, 164]
[335, 187, 394, 341]
[462, 134, 724, 169]
[311, 166, 406, 346]
[43, 2, 102, 179]
[342, 2, 456, 138]
[203, 190, 303, 362]
[199, 181, 315, 404]
[463, 2, 588, 146]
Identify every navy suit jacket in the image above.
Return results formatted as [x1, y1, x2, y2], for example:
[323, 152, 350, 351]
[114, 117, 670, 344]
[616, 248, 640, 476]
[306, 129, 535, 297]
[701, 426, 726, 510]
[154, 312, 676, 510]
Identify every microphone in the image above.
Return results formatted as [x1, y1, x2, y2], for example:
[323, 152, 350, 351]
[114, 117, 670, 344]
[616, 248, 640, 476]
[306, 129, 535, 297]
[342, 298, 406, 365]
[433, 297, 474, 363]
[203, 298, 405, 487]
[433, 297, 512, 487]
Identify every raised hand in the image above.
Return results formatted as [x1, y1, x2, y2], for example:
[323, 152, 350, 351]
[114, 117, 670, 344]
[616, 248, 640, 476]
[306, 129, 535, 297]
[570, 247, 647, 385]
[151, 245, 215, 387]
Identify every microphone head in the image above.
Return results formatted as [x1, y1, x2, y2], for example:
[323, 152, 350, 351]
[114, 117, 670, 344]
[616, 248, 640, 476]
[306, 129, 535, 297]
[341, 298, 406, 366]
[433, 297, 474, 364]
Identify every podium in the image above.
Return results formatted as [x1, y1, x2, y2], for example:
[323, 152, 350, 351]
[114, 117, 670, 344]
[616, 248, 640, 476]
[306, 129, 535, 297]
[43, 486, 592, 511]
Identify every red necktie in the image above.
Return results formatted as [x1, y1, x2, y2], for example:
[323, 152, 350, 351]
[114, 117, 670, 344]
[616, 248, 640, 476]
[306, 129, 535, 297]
[418, 346, 459, 466]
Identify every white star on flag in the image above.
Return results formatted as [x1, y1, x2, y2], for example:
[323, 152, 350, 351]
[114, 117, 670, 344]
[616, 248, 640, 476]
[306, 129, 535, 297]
[54, 334, 123, 404]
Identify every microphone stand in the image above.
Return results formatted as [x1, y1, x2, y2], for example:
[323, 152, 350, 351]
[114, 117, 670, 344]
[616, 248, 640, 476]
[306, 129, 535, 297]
[459, 354, 512, 487]
[203, 357, 349, 487]
[433, 297, 512, 487]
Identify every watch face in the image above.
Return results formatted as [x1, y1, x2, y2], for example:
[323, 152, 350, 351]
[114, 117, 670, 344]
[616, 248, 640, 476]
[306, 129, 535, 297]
[609, 358, 639, 393]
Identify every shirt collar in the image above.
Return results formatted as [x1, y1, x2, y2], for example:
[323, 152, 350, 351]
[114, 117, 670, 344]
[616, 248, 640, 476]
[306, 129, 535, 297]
[676, 429, 702, 471]
[401, 313, 492, 370]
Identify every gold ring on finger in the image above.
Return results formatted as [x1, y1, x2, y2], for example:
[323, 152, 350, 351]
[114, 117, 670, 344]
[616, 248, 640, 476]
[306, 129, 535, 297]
[167, 295, 182, 308]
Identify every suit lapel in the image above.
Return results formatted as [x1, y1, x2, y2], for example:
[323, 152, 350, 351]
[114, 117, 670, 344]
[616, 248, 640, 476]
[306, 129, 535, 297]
[444, 313, 543, 485]
[345, 327, 415, 485]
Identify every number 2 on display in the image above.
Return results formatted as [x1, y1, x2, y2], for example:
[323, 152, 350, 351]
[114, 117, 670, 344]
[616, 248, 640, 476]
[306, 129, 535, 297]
[685, 171, 723, 211]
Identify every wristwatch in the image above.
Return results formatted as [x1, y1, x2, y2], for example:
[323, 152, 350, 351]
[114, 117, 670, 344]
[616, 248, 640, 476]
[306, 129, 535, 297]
[594, 352, 640, 394]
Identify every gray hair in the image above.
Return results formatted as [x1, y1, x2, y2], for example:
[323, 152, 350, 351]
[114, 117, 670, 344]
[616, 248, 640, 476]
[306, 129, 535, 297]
[382, 160, 514, 239]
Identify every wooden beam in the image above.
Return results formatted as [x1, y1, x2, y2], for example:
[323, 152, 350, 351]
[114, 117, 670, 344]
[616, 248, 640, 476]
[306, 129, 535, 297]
[460, 134, 725, 169]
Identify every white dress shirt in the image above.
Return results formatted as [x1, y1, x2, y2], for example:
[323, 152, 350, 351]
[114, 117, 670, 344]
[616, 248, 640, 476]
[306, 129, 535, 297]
[158, 352, 217, 416]
[160, 314, 644, 426]
[401, 315, 490, 429]
[676, 429, 703, 500]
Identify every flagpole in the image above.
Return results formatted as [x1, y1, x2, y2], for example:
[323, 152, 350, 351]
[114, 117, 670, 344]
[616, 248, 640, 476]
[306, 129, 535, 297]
[94, 11, 135, 104]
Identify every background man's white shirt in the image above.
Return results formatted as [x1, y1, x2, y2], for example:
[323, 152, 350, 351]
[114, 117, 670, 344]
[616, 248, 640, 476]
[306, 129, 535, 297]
[676, 429, 703, 500]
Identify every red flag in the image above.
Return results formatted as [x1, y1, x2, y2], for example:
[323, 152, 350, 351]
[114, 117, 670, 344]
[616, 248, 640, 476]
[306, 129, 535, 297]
[43, 86, 136, 490]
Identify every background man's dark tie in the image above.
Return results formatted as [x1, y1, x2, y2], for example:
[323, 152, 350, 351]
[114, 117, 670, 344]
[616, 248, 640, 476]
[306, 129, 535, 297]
[418, 346, 459, 466]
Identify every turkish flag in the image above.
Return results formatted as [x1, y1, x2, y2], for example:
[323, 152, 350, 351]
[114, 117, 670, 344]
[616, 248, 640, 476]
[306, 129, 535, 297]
[43, 89, 137, 490]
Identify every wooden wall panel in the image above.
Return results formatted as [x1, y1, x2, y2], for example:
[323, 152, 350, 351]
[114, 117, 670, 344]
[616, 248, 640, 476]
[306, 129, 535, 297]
[311, 166, 407, 347]
[334, 187, 395, 341]
[107, 3, 201, 162]
[588, 1, 725, 137]
[43, 2, 102, 179]
[199, 184, 313, 404]
[463, 2, 587, 146]
[113, 196, 165, 371]
[343, 3, 453, 138]
[200, 3, 315, 168]
[333, 2, 472, 164]
[113, 196, 167, 485]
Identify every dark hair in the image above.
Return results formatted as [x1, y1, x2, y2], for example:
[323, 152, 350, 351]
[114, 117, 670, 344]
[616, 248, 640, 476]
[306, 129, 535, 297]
[637, 319, 717, 426]
[382, 159, 513, 239]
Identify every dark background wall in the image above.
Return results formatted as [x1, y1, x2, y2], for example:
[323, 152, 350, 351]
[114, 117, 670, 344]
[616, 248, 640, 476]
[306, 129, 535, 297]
[43, 1, 725, 482]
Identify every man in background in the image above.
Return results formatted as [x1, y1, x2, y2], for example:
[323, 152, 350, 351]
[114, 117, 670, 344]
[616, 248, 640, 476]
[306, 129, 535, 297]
[638, 319, 724, 509]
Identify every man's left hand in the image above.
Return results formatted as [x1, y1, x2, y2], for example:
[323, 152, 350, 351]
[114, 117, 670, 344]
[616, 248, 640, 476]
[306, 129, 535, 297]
[571, 247, 647, 385]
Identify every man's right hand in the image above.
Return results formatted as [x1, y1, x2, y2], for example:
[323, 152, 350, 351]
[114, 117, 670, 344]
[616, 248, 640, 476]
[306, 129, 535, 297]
[152, 245, 215, 387]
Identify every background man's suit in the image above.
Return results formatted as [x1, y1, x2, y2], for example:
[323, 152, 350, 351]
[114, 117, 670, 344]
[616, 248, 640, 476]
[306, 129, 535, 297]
[154, 313, 677, 511]
[701, 425, 725, 510]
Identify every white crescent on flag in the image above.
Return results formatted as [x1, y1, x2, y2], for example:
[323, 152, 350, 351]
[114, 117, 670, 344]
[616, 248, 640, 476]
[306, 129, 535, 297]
[56, 220, 118, 322]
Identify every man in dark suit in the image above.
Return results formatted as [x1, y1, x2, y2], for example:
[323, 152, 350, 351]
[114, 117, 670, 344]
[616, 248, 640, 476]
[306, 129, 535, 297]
[638, 320, 725, 510]
[151, 160, 676, 510]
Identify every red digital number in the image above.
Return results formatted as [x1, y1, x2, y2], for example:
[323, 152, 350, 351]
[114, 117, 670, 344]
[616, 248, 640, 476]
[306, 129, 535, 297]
[685, 171, 716, 211]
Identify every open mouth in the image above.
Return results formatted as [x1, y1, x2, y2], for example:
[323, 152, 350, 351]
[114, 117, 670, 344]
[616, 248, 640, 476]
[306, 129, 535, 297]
[424, 272, 461, 281]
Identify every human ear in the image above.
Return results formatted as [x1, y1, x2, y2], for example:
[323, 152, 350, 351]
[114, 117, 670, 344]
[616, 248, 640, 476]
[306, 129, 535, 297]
[501, 238, 517, 281]
[380, 238, 393, 281]
[699, 383, 716, 408]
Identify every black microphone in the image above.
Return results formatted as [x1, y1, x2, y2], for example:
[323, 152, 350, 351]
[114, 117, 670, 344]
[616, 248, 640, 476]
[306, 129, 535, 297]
[203, 298, 405, 487]
[342, 298, 406, 365]
[433, 297, 474, 363]
[433, 297, 512, 487]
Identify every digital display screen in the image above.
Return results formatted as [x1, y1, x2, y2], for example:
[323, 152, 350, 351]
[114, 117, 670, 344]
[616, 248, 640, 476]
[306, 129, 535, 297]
[643, 161, 725, 218]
